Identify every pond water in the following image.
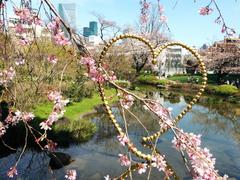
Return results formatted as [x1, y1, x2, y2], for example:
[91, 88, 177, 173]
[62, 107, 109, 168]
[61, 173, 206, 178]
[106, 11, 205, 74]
[0, 90, 240, 179]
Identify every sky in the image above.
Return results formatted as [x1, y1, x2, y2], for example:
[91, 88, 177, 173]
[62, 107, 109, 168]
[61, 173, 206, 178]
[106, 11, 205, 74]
[24, 0, 240, 47]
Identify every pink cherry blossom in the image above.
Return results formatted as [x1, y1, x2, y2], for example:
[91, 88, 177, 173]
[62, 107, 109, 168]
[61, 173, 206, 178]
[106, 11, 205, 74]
[44, 140, 57, 152]
[5, 111, 21, 126]
[172, 130, 221, 179]
[140, 1, 151, 24]
[138, 163, 147, 174]
[105, 70, 117, 81]
[47, 55, 58, 64]
[146, 102, 173, 130]
[199, 7, 213, 16]
[159, 5, 165, 14]
[33, 16, 43, 26]
[120, 94, 134, 109]
[151, 154, 167, 172]
[117, 134, 129, 146]
[14, 8, 31, 21]
[0, 122, 6, 137]
[15, 23, 25, 34]
[65, 169, 77, 180]
[53, 101, 69, 114]
[47, 17, 61, 34]
[5, 110, 34, 125]
[0, 67, 15, 86]
[7, 166, 18, 178]
[40, 121, 52, 131]
[54, 31, 69, 46]
[118, 154, 131, 167]
[221, 26, 226, 33]
[143, 1, 150, 9]
[160, 15, 167, 23]
[22, 112, 35, 122]
[80, 57, 109, 83]
[48, 91, 62, 102]
[19, 38, 30, 45]
[40, 91, 68, 131]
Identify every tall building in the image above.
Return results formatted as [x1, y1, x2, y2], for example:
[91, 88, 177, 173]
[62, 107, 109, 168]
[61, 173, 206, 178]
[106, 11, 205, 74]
[21, 0, 32, 9]
[83, 27, 90, 37]
[58, 3, 76, 29]
[89, 21, 98, 36]
[83, 21, 98, 37]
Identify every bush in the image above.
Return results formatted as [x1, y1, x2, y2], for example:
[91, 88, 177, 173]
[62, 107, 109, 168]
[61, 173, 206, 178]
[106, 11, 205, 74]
[64, 81, 95, 102]
[114, 80, 131, 88]
[71, 118, 97, 142]
[53, 118, 97, 143]
[137, 74, 172, 86]
[211, 84, 238, 95]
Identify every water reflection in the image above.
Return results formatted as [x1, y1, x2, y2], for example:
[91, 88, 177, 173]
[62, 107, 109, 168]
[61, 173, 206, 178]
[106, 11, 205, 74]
[0, 90, 240, 179]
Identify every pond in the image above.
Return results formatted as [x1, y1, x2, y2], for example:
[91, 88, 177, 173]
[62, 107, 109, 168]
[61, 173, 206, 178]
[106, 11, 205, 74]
[0, 90, 240, 179]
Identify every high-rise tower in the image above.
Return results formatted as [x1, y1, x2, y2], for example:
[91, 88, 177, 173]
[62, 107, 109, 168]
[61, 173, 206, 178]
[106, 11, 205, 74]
[58, 3, 76, 29]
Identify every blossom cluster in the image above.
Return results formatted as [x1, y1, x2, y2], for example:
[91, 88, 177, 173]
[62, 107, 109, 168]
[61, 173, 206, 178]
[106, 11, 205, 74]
[157, 1, 167, 23]
[117, 134, 129, 146]
[118, 153, 131, 166]
[65, 169, 77, 180]
[39, 91, 69, 131]
[13, 7, 43, 44]
[120, 94, 134, 109]
[0, 67, 16, 86]
[80, 57, 116, 83]
[138, 163, 148, 174]
[145, 101, 173, 131]
[14, 7, 43, 25]
[151, 154, 167, 172]
[140, 0, 151, 24]
[7, 166, 18, 178]
[47, 17, 69, 46]
[0, 111, 34, 139]
[199, 7, 213, 16]
[47, 55, 58, 64]
[172, 130, 227, 179]
[4, 111, 34, 126]
[44, 140, 57, 152]
[0, 122, 6, 138]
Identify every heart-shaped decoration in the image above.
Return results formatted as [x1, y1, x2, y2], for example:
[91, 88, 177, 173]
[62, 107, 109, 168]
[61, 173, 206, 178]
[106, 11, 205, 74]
[97, 34, 207, 163]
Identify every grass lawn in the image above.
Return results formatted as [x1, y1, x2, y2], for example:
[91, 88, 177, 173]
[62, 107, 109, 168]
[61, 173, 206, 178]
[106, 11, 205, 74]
[34, 88, 117, 121]
[167, 74, 203, 83]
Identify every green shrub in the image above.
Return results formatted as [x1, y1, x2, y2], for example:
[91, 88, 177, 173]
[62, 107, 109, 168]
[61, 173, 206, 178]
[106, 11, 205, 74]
[137, 74, 171, 86]
[64, 81, 95, 102]
[70, 119, 97, 142]
[114, 80, 131, 88]
[212, 85, 238, 95]
[54, 118, 97, 143]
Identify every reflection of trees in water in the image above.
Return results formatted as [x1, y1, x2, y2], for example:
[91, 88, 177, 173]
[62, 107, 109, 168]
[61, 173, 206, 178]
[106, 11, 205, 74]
[0, 150, 53, 179]
[199, 98, 239, 120]
[191, 104, 240, 143]
[163, 92, 181, 104]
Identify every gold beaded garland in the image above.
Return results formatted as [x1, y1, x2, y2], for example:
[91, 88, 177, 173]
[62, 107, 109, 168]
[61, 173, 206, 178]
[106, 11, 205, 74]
[97, 33, 208, 166]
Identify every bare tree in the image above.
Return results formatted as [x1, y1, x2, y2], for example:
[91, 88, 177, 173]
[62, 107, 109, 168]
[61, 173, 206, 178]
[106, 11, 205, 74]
[92, 12, 121, 44]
